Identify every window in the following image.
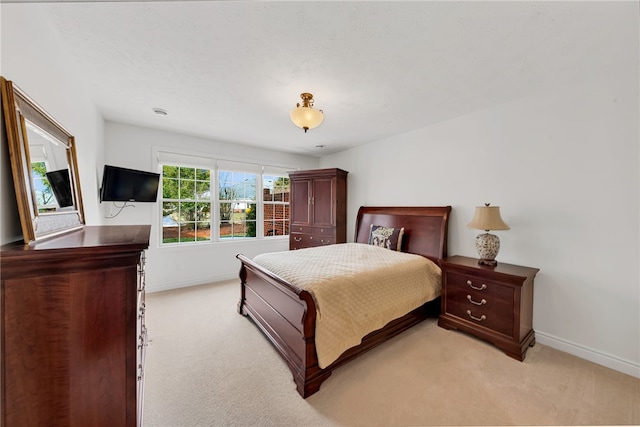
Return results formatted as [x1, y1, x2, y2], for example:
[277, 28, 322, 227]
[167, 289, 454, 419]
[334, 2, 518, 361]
[158, 154, 291, 245]
[161, 166, 211, 244]
[218, 170, 257, 239]
[262, 175, 289, 236]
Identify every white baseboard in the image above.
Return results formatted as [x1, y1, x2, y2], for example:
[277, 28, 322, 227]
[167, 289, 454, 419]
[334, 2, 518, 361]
[536, 331, 640, 379]
[146, 274, 238, 293]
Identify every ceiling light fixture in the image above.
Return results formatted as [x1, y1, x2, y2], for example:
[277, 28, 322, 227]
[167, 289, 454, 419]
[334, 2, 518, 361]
[289, 93, 323, 133]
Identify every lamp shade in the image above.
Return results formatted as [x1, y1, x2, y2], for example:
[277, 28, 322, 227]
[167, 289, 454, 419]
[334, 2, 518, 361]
[290, 92, 324, 132]
[467, 205, 510, 231]
[289, 106, 324, 131]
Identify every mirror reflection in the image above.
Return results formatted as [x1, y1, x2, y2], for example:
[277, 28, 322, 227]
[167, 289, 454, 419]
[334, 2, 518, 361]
[25, 121, 75, 212]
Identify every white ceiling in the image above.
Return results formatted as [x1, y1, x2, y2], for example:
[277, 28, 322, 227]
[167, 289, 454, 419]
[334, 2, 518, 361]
[27, 1, 638, 156]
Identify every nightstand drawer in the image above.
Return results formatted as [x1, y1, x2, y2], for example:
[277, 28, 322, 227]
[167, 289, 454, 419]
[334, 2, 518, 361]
[446, 272, 514, 304]
[445, 296, 514, 336]
[444, 271, 515, 336]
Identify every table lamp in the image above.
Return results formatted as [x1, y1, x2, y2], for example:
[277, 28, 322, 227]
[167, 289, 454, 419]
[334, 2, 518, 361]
[467, 203, 510, 266]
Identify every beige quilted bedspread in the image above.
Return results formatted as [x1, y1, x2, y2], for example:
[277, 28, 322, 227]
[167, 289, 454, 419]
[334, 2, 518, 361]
[252, 243, 441, 369]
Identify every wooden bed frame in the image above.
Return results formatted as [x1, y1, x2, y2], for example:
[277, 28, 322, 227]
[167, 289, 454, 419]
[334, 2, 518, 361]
[236, 206, 451, 398]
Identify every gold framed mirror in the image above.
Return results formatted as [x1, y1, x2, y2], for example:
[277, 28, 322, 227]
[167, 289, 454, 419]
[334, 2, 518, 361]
[1, 77, 85, 243]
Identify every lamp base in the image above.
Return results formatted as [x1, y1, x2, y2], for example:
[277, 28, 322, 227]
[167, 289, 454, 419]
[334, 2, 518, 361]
[475, 232, 501, 267]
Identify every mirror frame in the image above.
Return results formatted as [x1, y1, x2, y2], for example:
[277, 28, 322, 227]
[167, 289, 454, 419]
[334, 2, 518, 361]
[1, 77, 85, 243]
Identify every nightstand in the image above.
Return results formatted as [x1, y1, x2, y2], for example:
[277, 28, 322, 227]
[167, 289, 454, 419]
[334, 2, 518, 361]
[438, 255, 539, 361]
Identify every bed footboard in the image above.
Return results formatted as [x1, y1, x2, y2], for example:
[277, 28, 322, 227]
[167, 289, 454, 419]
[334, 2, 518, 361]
[236, 253, 440, 398]
[236, 253, 329, 397]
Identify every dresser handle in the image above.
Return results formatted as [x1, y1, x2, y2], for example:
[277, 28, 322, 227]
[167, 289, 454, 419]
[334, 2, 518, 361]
[467, 295, 487, 306]
[466, 310, 486, 322]
[293, 237, 302, 242]
[467, 280, 487, 291]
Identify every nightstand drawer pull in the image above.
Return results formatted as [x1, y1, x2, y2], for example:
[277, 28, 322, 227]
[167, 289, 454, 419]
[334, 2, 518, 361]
[466, 310, 486, 322]
[467, 295, 487, 306]
[467, 280, 487, 291]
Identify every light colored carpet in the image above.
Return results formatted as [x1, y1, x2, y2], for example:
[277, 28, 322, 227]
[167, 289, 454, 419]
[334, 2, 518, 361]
[142, 280, 640, 426]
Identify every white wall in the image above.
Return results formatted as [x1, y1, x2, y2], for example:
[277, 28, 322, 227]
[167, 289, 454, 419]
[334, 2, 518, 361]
[320, 63, 639, 378]
[0, 4, 104, 245]
[103, 122, 319, 291]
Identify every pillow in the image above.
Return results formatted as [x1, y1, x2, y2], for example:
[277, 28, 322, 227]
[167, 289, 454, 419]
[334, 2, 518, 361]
[368, 225, 405, 251]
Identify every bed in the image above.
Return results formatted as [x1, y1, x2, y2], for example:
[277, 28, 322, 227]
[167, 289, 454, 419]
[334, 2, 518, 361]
[236, 205, 451, 398]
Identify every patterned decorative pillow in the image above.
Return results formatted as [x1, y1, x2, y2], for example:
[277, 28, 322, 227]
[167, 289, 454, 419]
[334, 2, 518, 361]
[368, 225, 405, 251]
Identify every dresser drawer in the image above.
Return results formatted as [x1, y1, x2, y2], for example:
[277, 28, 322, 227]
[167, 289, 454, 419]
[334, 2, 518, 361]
[290, 233, 335, 249]
[290, 225, 335, 236]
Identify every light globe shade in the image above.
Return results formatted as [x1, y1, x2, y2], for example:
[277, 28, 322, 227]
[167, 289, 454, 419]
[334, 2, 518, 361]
[290, 107, 324, 132]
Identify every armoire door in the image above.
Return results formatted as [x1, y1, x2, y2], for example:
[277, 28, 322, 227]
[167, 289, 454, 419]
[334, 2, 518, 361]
[311, 176, 335, 227]
[290, 178, 312, 225]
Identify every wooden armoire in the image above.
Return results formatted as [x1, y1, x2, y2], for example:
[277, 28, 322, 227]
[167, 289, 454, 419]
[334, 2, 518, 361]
[289, 168, 348, 250]
[1, 225, 150, 427]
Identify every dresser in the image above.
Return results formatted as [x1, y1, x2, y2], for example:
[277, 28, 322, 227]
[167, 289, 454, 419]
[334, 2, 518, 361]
[289, 168, 348, 250]
[438, 255, 539, 361]
[1, 225, 150, 427]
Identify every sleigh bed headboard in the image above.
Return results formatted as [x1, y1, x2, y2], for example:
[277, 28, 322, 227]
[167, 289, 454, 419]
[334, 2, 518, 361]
[354, 206, 452, 263]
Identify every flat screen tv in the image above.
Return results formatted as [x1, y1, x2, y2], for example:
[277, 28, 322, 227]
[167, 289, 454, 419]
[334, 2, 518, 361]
[46, 169, 74, 208]
[100, 165, 160, 203]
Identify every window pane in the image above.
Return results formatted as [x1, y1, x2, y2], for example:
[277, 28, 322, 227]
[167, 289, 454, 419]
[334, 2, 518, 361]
[195, 181, 210, 200]
[163, 226, 179, 243]
[219, 201, 233, 222]
[195, 202, 210, 221]
[163, 177, 179, 199]
[179, 223, 196, 242]
[274, 204, 286, 220]
[180, 202, 196, 222]
[219, 219, 232, 238]
[219, 171, 233, 200]
[263, 175, 275, 201]
[196, 222, 211, 241]
[180, 179, 195, 199]
[195, 168, 209, 181]
[246, 203, 256, 237]
[163, 165, 179, 178]
[180, 167, 195, 179]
